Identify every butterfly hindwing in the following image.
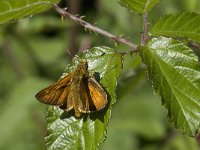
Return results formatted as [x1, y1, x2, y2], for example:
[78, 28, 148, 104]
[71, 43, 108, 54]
[87, 77, 107, 111]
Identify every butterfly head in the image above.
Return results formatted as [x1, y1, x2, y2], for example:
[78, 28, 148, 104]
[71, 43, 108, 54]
[77, 60, 88, 70]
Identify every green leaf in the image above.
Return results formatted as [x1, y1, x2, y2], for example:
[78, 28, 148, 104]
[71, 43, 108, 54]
[139, 37, 200, 136]
[45, 47, 123, 150]
[119, 0, 160, 14]
[150, 12, 200, 43]
[0, 0, 60, 25]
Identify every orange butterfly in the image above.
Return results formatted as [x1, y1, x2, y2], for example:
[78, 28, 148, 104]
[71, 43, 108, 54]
[35, 60, 107, 117]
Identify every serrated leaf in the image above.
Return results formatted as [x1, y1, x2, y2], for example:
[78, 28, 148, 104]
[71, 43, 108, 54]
[119, 0, 159, 14]
[150, 12, 200, 43]
[0, 0, 60, 25]
[45, 47, 123, 150]
[139, 37, 200, 136]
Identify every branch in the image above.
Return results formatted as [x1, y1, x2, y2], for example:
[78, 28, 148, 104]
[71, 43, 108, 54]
[53, 4, 138, 52]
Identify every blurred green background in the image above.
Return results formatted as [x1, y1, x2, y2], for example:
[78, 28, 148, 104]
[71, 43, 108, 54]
[0, 0, 200, 149]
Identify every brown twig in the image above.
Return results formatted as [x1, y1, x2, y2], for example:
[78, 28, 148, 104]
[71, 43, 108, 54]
[53, 4, 138, 52]
[141, 12, 148, 46]
[67, 0, 80, 58]
[195, 133, 200, 146]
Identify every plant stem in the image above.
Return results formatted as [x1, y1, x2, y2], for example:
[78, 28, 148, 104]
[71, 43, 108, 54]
[67, 0, 80, 58]
[141, 12, 148, 46]
[53, 4, 138, 52]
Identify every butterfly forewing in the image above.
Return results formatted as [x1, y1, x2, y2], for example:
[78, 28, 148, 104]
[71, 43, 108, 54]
[58, 86, 73, 111]
[36, 72, 73, 106]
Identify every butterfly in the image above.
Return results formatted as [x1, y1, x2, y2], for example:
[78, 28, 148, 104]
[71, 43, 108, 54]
[35, 60, 108, 117]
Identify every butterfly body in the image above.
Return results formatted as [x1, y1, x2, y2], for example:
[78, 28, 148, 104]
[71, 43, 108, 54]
[36, 61, 107, 118]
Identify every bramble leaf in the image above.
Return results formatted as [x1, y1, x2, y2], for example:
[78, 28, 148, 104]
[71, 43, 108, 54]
[150, 13, 200, 43]
[140, 37, 200, 136]
[0, 0, 60, 25]
[119, 0, 159, 14]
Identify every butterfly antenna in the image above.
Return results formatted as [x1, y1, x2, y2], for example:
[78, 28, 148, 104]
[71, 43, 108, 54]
[66, 49, 73, 58]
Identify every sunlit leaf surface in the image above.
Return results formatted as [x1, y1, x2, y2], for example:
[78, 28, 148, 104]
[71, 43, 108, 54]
[150, 13, 200, 43]
[0, 0, 59, 25]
